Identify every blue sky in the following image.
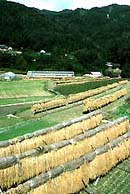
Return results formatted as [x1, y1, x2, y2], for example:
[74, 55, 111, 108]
[8, 0, 130, 11]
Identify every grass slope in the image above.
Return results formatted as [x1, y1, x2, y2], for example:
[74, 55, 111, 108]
[0, 105, 82, 140]
[0, 80, 52, 99]
[102, 81, 130, 120]
[54, 78, 122, 96]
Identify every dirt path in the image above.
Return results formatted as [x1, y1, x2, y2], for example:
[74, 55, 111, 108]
[0, 100, 41, 107]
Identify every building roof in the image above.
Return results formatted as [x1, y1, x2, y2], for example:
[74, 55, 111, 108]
[83, 72, 102, 77]
[27, 71, 74, 77]
[91, 72, 102, 75]
[106, 62, 113, 67]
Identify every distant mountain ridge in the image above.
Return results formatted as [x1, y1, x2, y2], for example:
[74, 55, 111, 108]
[1, 1, 130, 51]
[0, 1, 130, 76]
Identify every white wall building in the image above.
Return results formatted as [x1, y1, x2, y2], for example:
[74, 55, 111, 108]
[27, 71, 74, 78]
[83, 72, 102, 78]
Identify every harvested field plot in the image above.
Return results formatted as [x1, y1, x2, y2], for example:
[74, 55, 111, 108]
[0, 80, 52, 100]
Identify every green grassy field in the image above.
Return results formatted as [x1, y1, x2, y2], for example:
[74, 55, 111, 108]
[0, 80, 53, 102]
[0, 95, 53, 105]
[55, 78, 122, 95]
[0, 79, 56, 135]
[102, 81, 130, 120]
[0, 105, 83, 140]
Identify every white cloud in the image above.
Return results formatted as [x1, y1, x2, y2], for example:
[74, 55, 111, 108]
[8, 0, 72, 11]
[71, 0, 130, 10]
[8, 0, 130, 11]
[27, 0, 55, 10]
[9, 0, 56, 10]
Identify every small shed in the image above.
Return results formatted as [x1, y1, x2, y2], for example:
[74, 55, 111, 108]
[83, 72, 102, 78]
[0, 72, 16, 81]
[91, 72, 102, 77]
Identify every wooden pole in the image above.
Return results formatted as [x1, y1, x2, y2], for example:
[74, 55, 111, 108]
[4, 131, 130, 194]
[0, 110, 101, 149]
[0, 116, 128, 170]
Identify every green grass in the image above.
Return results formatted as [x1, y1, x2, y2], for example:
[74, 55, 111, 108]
[54, 78, 123, 96]
[101, 81, 130, 120]
[0, 118, 55, 140]
[0, 105, 83, 140]
[0, 80, 52, 99]
[0, 116, 24, 129]
[110, 102, 130, 120]
[0, 95, 53, 105]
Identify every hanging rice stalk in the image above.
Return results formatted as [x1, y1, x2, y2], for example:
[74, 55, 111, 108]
[118, 80, 128, 85]
[0, 117, 129, 190]
[3, 131, 130, 194]
[31, 97, 66, 114]
[0, 111, 102, 158]
[54, 76, 106, 85]
[83, 88, 127, 113]
[32, 80, 128, 114]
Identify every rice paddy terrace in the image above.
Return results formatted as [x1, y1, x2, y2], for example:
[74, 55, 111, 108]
[0, 77, 130, 194]
[0, 80, 53, 105]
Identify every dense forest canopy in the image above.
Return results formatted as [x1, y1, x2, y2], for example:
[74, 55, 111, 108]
[0, 1, 130, 77]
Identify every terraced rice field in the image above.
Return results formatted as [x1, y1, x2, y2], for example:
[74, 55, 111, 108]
[0, 79, 130, 140]
[0, 80, 53, 103]
[0, 78, 130, 194]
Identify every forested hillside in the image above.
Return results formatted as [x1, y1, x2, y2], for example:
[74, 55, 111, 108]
[0, 1, 130, 76]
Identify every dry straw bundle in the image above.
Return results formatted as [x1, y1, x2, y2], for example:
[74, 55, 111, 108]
[32, 80, 128, 113]
[67, 82, 119, 104]
[0, 111, 102, 158]
[0, 117, 129, 190]
[32, 97, 66, 114]
[63, 80, 128, 105]
[118, 80, 128, 85]
[3, 131, 130, 194]
[28, 166, 89, 194]
[56, 76, 91, 85]
[83, 88, 127, 112]
[87, 138, 130, 180]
